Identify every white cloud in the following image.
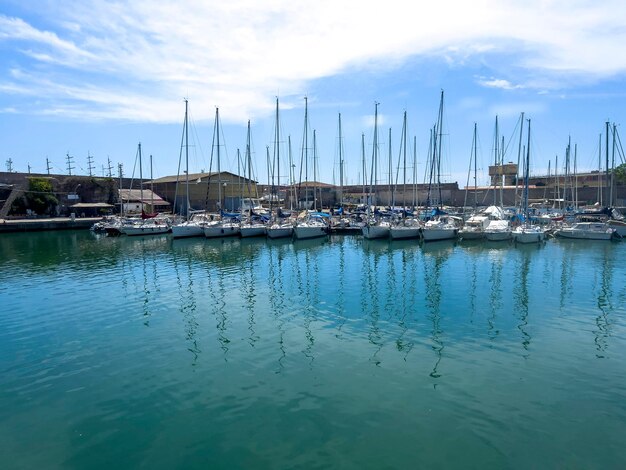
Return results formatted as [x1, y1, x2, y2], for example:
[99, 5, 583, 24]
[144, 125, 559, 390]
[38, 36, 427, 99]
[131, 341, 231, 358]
[477, 78, 524, 90]
[1, 0, 626, 123]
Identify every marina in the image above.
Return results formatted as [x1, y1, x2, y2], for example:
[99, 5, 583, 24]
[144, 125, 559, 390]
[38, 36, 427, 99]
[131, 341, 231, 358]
[1, 230, 626, 468]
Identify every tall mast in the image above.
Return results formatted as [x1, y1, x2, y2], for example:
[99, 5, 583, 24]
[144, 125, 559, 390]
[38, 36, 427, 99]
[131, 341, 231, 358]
[436, 91, 444, 209]
[150, 154, 154, 213]
[275, 98, 280, 212]
[184, 99, 189, 218]
[361, 133, 366, 205]
[138, 142, 143, 214]
[606, 121, 610, 206]
[402, 111, 407, 214]
[514, 112, 525, 208]
[288, 135, 295, 210]
[388, 127, 392, 208]
[574, 143, 578, 209]
[338, 112, 344, 208]
[313, 129, 318, 211]
[412, 135, 417, 208]
[524, 119, 531, 222]
[369, 103, 379, 211]
[216, 108, 222, 213]
[598, 133, 602, 205]
[610, 123, 616, 206]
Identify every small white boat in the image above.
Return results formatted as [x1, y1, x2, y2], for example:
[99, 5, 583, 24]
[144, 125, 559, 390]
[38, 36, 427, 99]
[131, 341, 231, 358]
[293, 221, 327, 240]
[122, 218, 171, 236]
[554, 222, 616, 240]
[484, 220, 512, 241]
[421, 216, 460, 242]
[512, 225, 546, 244]
[389, 219, 421, 240]
[459, 214, 489, 240]
[266, 222, 294, 239]
[361, 220, 391, 240]
[239, 223, 266, 238]
[204, 219, 240, 238]
[171, 212, 210, 238]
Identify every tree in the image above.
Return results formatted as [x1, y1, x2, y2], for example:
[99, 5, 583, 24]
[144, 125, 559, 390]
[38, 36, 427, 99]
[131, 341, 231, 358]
[614, 163, 626, 184]
[25, 177, 58, 215]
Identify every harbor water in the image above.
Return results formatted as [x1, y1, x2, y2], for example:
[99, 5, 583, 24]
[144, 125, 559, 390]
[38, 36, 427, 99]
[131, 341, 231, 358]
[1, 231, 625, 468]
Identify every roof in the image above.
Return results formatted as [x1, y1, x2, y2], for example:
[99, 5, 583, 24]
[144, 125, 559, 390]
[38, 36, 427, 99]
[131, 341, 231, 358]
[147, 171, 256, 185]
[289, 181, 335, 188]
[70, 202, 115, 208]
[118, 189, 171, 206]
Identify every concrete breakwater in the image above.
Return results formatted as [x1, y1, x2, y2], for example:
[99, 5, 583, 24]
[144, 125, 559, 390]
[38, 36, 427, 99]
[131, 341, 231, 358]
[0, 217, 101, 233]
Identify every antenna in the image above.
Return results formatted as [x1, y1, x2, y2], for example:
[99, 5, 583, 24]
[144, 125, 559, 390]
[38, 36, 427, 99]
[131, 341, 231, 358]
[6, 158, 13, 172]
[107, 156, 113, 178]
[46, 157, 52, 175]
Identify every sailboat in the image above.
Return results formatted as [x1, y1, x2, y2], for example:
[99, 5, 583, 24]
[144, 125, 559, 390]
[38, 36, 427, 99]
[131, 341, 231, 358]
[512, 119, 546, 243]
[361, 102, 391, 239]
[122, 145, 172, 236]
[421, 91, 461, 242]
[293, 97, 329, 240]
[483, 115, 512, 241]
[266, 97, 294, 239]
[390, 111, 421, 240]
[204, 107, 240, 238]
[172, 99, 210, 238]
[239, 121, 267, 238]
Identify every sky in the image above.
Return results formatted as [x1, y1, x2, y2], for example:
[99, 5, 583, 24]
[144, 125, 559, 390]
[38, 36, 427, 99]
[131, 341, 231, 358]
[1, 0, 626, 188]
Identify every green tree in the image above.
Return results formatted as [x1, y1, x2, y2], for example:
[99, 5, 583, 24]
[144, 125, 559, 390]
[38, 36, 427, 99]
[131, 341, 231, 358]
[614, 163, 626, 184]
[25, 178, 58, 215]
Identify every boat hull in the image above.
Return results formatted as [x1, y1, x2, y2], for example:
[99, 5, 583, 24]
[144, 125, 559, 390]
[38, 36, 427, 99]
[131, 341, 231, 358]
[204, 223, 240, 238]
[361, 225, 390, 240]
[266, 226, 293, 239]
[171, 224, 204, 238]
[484, 230, 511, 242]
[122, 225, 171, 236]
[239, 225, 266, 238]
[555, 229, 614, 240]
[421, 228, 457, 242]
[293, 224, 327, 240]
[458, 229, 484, 240]
[389, 227, 420, 240]
[512, 229, 545, 244]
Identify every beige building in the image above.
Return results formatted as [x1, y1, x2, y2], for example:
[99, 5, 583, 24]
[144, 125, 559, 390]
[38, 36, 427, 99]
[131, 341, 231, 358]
[147, 172, 258, 213]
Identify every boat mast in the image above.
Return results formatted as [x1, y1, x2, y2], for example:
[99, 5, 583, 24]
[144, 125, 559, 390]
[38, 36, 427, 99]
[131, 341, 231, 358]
[338, 112, 344, 208]
[275, 98, 280, 214]
[610, 123, 616, 206]
[524, 119, 531, 224]
[436, 91, 444, 209]
[184, 99, 189, 218]
[361, 133, 366, 206]
[313, 129, 318, 211]
[388, 127, 393, 208]
[138, 142, 143, 214]
[514, 112, 525, 209]
[150, 154, 154, 214]
[216, 108, 222, 214]
[605, 121, 610, 207]
[369, 103, 379, 213]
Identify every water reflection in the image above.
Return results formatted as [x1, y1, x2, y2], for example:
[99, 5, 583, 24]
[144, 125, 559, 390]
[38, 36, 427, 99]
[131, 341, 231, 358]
[422, 242, 452, 380]
[594, 245, 614, 358]
[513, 246, 533, 355]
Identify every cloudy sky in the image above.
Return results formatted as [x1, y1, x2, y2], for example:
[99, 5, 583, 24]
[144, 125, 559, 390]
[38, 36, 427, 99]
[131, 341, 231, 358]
[1, 0, 625, 187]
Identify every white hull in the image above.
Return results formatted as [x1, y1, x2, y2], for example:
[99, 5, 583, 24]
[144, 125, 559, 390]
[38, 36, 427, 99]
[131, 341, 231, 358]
[361, 225, 390, 240]
[607, 220, 626, 237]
[458, 229, 484, 240]
[171, 223, 204, 238]
[555, 230, 613, 240]
[204, 223, 240, 238]
[266, 226, 293, 239]
[389, 226, 421, 240]
[122, 224, 170, 236]
[293, 224, 327, 240]
[421, 227, 457, 242]
[512, 229, 545, 244]
[239, 225, 266, 238]
[484, 230, 511, 242]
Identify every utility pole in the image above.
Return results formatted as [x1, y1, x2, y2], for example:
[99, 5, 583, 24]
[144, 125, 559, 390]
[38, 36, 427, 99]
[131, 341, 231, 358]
[87, 151, 95, 177]
[6, 158, 13, 172]
[46, 158, 52, 175]
[27, 163, 31, 174]
[66, 153, 75, 176]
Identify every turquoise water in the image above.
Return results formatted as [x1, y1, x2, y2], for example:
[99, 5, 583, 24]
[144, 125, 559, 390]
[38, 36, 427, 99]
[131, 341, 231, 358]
[1, 231, 625, 469]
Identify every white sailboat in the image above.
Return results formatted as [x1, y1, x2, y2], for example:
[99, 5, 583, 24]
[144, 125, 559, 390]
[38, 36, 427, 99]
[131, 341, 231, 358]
[294, 97, 328, 241]
[204, 107, 240, 238]
[239, 121, 266, 238]
[390, 111, 421, 240]
[512, 119, 547, 244]
[266, 97, 293, 239]
[361, 102, 390, 240]
[421, 91, 460, 242]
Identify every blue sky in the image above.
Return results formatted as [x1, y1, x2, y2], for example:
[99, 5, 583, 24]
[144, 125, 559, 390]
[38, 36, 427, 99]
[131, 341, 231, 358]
[1, 0, 626, 188]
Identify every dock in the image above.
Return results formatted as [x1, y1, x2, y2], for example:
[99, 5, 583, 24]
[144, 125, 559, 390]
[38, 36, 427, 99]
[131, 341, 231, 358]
[0, 217, 101, 233]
